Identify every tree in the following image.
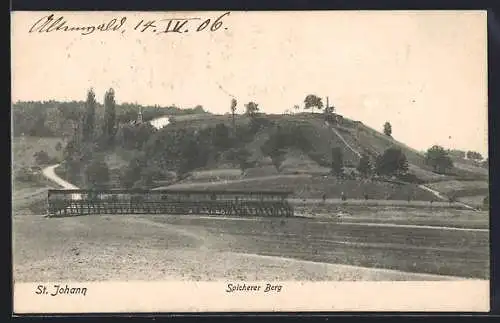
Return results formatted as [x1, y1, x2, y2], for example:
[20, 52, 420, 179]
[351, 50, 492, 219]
[82, 88, 97, 142]
[383, 122, 392, 137]
[244, 101, 259, 117]
[120, 154, 145, 189]
[213, 123, 231, 148]
[466, 151, 483, 161]
[425, 145, 454, 174]
[84, 159, 110, 189]
[481, 158, 488, 168]
[192, 105, 205, 114]
[324, 104, 335, 122]
[375, 147, 409, 176]
[269, 148, 287, 172]
[230, 98, 237, 131]
[229, 148, 254, 174]
[324, 105, 335, 115]
[102, 88, 117, 145]
[293, 105, 300, 113]
[304, 94, 323, 114]
[448, 149, 466, 159]
[357, 153, 372, 177]
[116, 123, 156, 150]
[331, 147, 344, 177]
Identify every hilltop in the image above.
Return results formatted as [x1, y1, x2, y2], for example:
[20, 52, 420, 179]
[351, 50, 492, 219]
[165, 112, 486, 181]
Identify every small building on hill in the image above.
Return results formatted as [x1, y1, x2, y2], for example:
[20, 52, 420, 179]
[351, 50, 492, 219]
[129, 107, 144, 126]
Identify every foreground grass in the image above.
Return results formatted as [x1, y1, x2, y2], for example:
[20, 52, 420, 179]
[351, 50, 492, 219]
[13, 208, 488, 282]
[152, 213, 488, 279]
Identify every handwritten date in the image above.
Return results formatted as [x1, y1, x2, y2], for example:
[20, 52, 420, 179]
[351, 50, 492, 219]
[29, 12, 231, 36]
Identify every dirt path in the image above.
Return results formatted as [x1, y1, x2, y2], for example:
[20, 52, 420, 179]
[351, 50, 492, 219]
[417, 184, 475, 210]
[325, 121, 362, 158]
[42, 164, 79, 189]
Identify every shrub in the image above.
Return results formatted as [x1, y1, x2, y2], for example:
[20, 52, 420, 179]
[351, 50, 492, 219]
[33, 150, 51, 165]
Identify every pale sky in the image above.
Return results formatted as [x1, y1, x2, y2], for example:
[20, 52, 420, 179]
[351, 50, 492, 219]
[11, 11, 488, 156]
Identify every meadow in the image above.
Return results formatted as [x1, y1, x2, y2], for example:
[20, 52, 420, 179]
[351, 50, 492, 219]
[13, 208, 488, 282]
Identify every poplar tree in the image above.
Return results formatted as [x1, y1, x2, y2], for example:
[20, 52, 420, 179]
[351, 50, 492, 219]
[82, 88, 97, 142]
[103, 88, 117, 144]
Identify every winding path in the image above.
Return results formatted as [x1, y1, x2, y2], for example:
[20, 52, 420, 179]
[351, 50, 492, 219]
[42, 164, 79, 189]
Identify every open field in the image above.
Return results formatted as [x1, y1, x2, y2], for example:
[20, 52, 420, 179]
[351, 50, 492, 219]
[293, 206, 488, 229]
[13, 207, 488, 282]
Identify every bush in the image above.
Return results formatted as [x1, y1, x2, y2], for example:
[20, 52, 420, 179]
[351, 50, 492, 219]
[84, 159, 110, 189]
[249, 115, 274, 133]
[397, 173, 424, 184]
[33, 150, 51, 165]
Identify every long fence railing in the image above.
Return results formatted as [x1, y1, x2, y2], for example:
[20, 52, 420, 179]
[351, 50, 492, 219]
[47, 189, 294, 217]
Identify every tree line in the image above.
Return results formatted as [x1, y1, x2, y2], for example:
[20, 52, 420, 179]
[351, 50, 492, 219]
[12, 98, 207, 138]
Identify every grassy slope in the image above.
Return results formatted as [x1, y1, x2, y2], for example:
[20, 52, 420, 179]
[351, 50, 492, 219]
[166, 114, 487, 202]
[171, 113, 486, 180]
[12, 136, 65, 173]
[167, 175, 437, 201]
[12, 136, 65, 214]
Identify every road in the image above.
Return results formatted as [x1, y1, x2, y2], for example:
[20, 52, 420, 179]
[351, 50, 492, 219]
[42, 164, 79, 189]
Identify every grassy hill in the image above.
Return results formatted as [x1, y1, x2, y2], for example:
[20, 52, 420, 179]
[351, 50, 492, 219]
[169, 113, 486, 181]
[146, 112, 487, 204]
[15, 108, 487, 206]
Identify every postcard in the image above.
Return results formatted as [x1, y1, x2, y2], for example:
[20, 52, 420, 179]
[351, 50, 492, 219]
[11, 10, 489, 313]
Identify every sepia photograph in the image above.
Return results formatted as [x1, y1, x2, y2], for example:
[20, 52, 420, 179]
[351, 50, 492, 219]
[11, 10, 489, 313]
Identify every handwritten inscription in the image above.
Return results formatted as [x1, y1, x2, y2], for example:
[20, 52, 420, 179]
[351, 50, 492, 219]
[29, 12, 231, 36]
[35, 284, 88, 296]
[226, 283, 283, 293]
